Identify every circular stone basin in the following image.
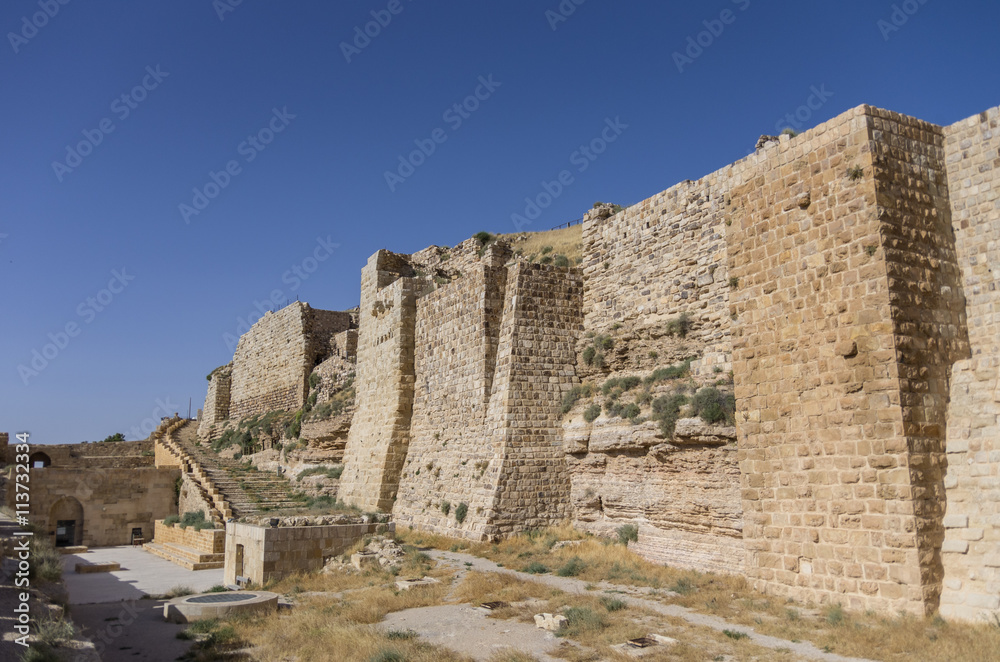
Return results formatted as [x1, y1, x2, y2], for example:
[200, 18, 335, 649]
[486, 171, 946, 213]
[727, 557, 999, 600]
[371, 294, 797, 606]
[164, 591, 279, 623]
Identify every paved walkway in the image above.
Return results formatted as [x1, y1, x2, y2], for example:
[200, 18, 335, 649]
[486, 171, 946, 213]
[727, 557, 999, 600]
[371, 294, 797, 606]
[426, 550, 875, 662]
[62, 546, 224, 604]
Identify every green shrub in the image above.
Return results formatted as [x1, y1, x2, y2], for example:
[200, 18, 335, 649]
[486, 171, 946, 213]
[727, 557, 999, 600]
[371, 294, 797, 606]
[666, 313, 691, 338]
[369, 650, 405, 662]
[553, 254, 569, 267]
[308, 371, 321, 390]
[645, 359, 693, 384]
[386, 629, 417, 640]
[285, 409, 303, 440]
[474, 231, 494, 246]
[593, 352, 606, 369]
[455, 502, 468, 524]
[723, 629, 749, 640]
[600, 596, 627, 612]
[622, 403, 641, 420]
[163, 515, 180, 526]
[582, 346, 596, 365]
[583, 404, 601, 423]
[691, 387, 735, 425]
[440, 501, 451, 516]
[562, 606, 607, 636]
[540, 245, 553, 254]
[670, 576, 695, 595]
[651, 393, 688, 437]
[847, 165, 864, 181]
[616, 523, 638, 545]
[194, 521, 216, 531]
[178, 510, 207, 529]
[207, 585, 229, 593]
[556, 556, 585, 577]
[595, 335, 613, 350]
[522, 561, 549, 574]
[561, 384, 593, 414]
[619, 376, 641, 391]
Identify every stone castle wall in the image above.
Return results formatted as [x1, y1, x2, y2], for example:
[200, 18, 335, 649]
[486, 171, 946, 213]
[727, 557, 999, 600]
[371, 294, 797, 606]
[940, 106, 1000, 620]
[198, 365, 232, 437]
[337, 252, 419, 512]
[582, 181, 732, 377]
[228, 302, 352, 420]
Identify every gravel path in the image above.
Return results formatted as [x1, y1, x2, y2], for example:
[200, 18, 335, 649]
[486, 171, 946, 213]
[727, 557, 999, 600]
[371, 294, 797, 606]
[426, 549, 875, 662]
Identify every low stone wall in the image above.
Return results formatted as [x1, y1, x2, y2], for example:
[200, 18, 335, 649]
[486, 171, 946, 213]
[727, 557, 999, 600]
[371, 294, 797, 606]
[224, 519, 393, 585]
[154, 520, 225, 554]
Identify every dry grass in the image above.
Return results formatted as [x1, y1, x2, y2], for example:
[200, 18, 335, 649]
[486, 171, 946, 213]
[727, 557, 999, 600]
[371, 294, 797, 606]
[400, 526, 1000, 662]
[500, 225, 582, 265]
[227, 609, 471, 662]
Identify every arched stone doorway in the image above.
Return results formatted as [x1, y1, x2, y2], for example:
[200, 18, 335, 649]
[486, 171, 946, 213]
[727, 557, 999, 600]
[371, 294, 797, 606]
[49, 497, 84, 547]
[29, 451, 51, 468]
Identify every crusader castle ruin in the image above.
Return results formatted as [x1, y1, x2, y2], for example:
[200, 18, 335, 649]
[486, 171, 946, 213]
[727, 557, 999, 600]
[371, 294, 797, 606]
[8, 103, 999, 623]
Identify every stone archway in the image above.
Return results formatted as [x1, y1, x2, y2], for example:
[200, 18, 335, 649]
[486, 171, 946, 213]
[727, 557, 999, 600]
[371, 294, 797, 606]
[49, 496, 84, 547]
[29, 451, 51, 468]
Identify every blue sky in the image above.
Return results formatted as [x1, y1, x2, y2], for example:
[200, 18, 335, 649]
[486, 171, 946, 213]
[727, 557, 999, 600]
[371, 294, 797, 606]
[2, 1, 998, 444]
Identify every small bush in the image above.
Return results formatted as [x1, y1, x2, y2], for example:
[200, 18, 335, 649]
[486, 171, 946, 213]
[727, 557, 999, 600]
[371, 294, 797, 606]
[723, 629, 749, 640]
[651, 393, 688, 438]
[616, 523, 638, 545]
[583, 404, 601, 423]
[556, 556, 585, 577]
[474, 231, 494, 246]
[386, 629, 417, 640]
[847, 165, 864, 181]
[619, 376, 641, 391]
[595, 335, 613, 351]
[600, 596, 627, 612]
[178, 510, 207, 529]
[593, 352, 606, 369]
[455, 502, 468, 524]
[646, 359, 693, 384]
[729, 276, 739, 289]
[824, 603, 845, 626]
[308, 371, 321, 390]
[670, 577, 695, 595]
[562, 606, 607, 636]
[561, 384, 593, 414]
[207, 585, 229, 593]
[522, 561, 549, 574]
[540, 245, 553, 254]
[690, 387, 735, 425]
[163, 515, 180, 526]
[582, 346, 596, 365]
[35, 615, 75, 647]
[369, 651, 405, 662]
[666, 313, 691, 338]
[553, 254, 569, 267]
[440, 501, 451, 516]
[622, 403, 641, 420]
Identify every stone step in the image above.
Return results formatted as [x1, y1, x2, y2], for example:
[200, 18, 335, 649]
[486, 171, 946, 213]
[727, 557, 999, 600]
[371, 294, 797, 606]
[143, 543, 225, 571]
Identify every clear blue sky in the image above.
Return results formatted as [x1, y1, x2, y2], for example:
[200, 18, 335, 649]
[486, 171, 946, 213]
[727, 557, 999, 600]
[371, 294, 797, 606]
[3, 1, 997, 444]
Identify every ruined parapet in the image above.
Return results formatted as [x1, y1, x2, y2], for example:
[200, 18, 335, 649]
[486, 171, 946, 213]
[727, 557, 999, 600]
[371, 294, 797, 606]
[226, 302, 353, 421]
[939, 106, 1000, 622]
[198, 364, 232, 437]
[392, 260, 582, 539]
[337, 250, 420, 512]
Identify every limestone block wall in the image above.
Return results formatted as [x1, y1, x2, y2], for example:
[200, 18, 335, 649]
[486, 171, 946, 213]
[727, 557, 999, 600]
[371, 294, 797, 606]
[940, 106, 1000, 621]
[582, 181, 732, 376]
[392, 261, 580, 539]
[153, 520, 225, 554]
[198, 365, 232, 437]
[726, 105, 967, 616]
[6, 466, 179, 547]
[224, 520, 392, 585]
[228, 302, 352, 420]
[338, 252, 419, 512]
[392, 264, 508, 537]
[480, 262, 581, 537]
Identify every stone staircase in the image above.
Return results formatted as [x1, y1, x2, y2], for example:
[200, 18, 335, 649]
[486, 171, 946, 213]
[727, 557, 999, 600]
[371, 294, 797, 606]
[158, 419, 308, 520]
[144, 520, 225, 570]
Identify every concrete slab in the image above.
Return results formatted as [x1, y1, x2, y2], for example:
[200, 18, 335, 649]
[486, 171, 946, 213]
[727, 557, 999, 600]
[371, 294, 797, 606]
[61, 547, 224, 605]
